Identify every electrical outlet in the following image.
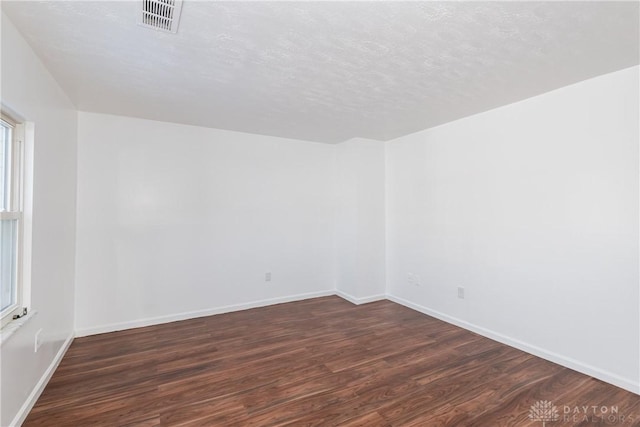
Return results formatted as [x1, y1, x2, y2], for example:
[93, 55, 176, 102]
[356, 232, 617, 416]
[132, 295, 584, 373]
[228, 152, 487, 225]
[34, 329, 43, 352]
[457, 287, 465, 299]
[265, 272, 271, 282]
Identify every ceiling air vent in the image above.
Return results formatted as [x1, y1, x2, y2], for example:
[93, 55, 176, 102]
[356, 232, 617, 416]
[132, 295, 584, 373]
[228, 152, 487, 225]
[138, 0, 183, 33]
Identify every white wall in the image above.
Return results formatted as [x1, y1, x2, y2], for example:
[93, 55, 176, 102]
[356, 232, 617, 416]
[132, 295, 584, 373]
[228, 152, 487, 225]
[386, 66, 640, 392]
[0, 12, 78, 426]
[334, 138, 386, 303]
[74, 112, 336, 335]
[4, 10, 639, 422]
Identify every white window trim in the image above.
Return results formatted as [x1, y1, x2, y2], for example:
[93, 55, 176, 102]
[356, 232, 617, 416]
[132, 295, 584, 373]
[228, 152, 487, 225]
[0, 112, 33, 330]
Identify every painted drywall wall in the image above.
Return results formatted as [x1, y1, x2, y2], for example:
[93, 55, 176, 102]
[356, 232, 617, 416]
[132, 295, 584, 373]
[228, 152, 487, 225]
[74, 112, 336, 335]
[386, 66, 640, 392]
[0, 12, 77, 426]
[334, 138, 386, 303]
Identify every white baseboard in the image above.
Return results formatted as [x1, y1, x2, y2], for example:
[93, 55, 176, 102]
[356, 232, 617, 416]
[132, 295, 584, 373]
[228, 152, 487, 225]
[335, 290, 386, 305]
[71, 290, 639, 396]
[10, 332, 74, 427]
[386, 293, 640, 395]
[75, 290, 335, 337]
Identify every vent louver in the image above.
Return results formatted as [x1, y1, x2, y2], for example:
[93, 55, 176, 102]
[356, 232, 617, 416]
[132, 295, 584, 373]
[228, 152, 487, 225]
[138, 0, 183, 33]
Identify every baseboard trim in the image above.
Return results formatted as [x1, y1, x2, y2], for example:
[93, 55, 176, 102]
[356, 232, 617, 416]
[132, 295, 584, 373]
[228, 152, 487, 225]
[335, 291, 386, 305]
[75, 290, 335, 337]
[10, 332, 74, 427]
[72, 290, 639, 395]
[386, 293, 640, 395]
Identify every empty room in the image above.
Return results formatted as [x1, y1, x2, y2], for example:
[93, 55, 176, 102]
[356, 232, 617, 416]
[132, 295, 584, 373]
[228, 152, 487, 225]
[1, 1, 639, 426]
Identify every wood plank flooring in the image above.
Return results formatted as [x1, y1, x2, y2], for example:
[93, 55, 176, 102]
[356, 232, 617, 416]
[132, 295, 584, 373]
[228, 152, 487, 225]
[24, 296, 640, 426]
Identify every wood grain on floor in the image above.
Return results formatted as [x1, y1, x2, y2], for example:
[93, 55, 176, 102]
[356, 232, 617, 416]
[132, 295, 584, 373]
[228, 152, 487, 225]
[23, 296, 640, 426]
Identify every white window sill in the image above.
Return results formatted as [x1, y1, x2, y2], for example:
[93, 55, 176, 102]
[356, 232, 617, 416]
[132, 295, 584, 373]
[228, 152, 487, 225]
[1, 310, 37, 346]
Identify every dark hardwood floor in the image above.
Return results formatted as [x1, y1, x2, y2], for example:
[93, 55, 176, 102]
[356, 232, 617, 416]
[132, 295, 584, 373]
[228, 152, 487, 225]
[24, 296, 640, 426]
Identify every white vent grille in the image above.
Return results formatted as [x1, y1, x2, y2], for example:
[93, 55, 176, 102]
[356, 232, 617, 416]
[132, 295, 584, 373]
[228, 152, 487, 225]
[138, 0, 183, 33]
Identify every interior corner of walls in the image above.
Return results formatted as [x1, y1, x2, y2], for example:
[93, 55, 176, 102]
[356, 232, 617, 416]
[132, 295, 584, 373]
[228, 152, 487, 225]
[335, 290, 385, 305]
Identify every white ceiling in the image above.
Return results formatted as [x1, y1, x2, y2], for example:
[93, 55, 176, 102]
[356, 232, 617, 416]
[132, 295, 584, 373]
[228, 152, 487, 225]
[2, 1, 639, 144]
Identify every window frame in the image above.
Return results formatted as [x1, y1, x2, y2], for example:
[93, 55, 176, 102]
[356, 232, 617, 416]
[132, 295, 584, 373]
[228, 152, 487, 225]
[0, 113, 25, 328]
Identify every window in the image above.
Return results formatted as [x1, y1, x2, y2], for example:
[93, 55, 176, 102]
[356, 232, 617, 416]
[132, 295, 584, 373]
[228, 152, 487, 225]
[0, 114, 24, 327]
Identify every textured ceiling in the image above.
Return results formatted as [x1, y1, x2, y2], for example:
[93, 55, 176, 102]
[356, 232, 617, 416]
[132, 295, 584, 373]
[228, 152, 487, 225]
[2, 1, 639, 143]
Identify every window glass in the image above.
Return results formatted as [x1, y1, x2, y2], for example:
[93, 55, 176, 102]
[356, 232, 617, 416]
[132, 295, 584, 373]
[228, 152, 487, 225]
[0, 122, 11, 212]
[0, 218, 17, 312]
